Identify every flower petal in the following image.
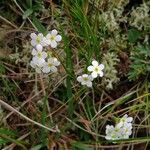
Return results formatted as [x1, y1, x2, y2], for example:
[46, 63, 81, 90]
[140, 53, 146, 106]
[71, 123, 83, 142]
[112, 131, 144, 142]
[42, 66, 50, 73]
[36, 58, 45, 67]
[54, 59, 60, 66]
[56, 35, 62, 42]
[44, 38, 51, 46]
[127, 117, 133, 123]
[82, 74, 88, 78]
[88, 75, 93, 81]
[91, 72, 98, 78]
[31, 49, 37, 55]
[42, 52, 47, 59]
[86, 81, 92, 87]
[36, 44, 43, 51]
[38, 33, 43, 38]
[87, 66, 94, 72]
[48, 58, 53, 64]
[46, 33, 51, 39]
[30, 33, 37, 39]
[31, 40, 36, 46]
[51, 29, 58, 35]
[77, 76, 82, 82]
[50, 41, 57, 48]
[30, 60, 36, 68]
[81, 81, 86, 85]
[42, 37, 49, 46]
[99, 71, 104, 77]
[99, 64, 104, 70]
[92, 60, 98, 66]
[51, 66, 57, 72]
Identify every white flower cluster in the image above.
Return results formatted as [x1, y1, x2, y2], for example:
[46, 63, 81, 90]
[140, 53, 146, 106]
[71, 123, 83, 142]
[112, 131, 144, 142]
[105, 114, 133, 141]
[77, 60, 104, 87]
[29, 29, 62, 73]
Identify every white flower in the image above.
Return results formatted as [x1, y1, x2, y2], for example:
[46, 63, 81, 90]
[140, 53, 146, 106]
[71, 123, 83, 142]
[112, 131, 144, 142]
[77, 74, 93, 87]
[120, 123, 132, 139]
[42, 57, 60, 73]
[46, 29, 62, 48]
[31, 47, 47, 67]
[105, 125, 121, 140]
[30, 33, 46, 47]
[117, 114, 133, 128]
[105, 125, 115, 140]
[87, 60, 104, 78]
[32, 57, 46, 67]
[30, 60, 42, 73]
[105, 115, 133, 141]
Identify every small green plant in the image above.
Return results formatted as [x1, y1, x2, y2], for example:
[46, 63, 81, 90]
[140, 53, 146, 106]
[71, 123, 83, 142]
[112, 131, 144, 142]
[17, 0, 45, 19]
[128, 44, 150, 80]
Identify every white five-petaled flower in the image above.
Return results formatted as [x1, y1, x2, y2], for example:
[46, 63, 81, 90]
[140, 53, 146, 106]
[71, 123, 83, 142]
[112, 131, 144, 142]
[31, 46, 47, 67]
[30, 33, 47, 47]
[46, 29, 62, 48]
[87, 60, 104, 78]
[77, 74, 93, 87]
[42, 57, 60, 73]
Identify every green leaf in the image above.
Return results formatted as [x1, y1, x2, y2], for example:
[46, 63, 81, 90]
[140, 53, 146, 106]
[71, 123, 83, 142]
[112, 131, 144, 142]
[32, 2, 44, 11]
[128, 29, 141, 43]
[0, 138, 9, 144]
[26, 0, 32, 8]
[32, 16, 47, 35]
[23, 9, 33, 19]
[0, 128, 17, 136]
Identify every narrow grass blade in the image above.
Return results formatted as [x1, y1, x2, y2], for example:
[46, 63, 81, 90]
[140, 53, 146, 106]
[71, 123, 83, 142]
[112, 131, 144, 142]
[60, 27, 74, 117]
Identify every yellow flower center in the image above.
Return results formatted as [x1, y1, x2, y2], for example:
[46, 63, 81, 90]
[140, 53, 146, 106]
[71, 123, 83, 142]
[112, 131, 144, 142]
[94, 67, 99, 72]
[37, 53, 42, 58]
[36, 37, 41, 43]
[50, 36, 55, 41]
[48, 63, 53, 67]
[112, 134, 116, 138]
[83, 77, 88, 81]
[115, 128, 119, 132]
[121, 118, 125, 122]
